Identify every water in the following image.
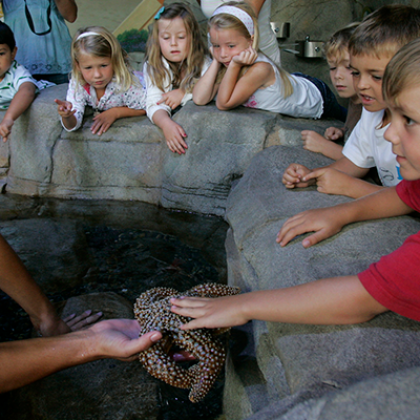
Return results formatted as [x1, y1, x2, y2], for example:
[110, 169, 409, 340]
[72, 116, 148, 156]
[0, 193, 229, 420]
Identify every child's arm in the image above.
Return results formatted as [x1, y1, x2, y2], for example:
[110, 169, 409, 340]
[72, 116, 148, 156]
[171, 275, 387, 329]
[152, 109, 188, 154]
[55, 99, 77, 130]
[193, 58, 221, 105]
[216, 47, 272, 110]
[0, 82, 36, 142]
[90, 107, 146, 136]
[276, 186, 412, 248]
[301, 130, 344, 160]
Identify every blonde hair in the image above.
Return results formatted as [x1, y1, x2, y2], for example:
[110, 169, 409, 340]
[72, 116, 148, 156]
[383, 38, 420, 107]
[324, 22, 359, 63]
[209, 1, 293, 98]
[145, 2, 207, 93]
[349, 5, 420, 59]
[71, 26, 135, 92]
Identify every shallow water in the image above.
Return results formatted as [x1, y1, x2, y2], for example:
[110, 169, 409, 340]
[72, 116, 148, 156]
[0, 193, 229, 420]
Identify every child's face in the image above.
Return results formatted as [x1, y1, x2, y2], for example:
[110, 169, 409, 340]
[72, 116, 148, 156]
[209, 27, 252, 67]
[77, 53, 114, 90]
[385, 85, 420, 181]
[327, 51, 357, 99]
[350, 53, 392, 112]
[0, 44, 17, 82]
[158, 17, 190, 63]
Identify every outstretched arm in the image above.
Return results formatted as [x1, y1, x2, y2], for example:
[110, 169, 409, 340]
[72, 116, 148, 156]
[0, 319, 162, 393]
[277, 186, 412, 248]
[171, 275, 387, 329]
[54, 0, 78, 22]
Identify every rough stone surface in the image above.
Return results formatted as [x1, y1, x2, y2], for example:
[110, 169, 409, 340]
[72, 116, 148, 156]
[4, 85, 338, 216]
[224, 145, 420, 420]
[2, 292, 161, 420]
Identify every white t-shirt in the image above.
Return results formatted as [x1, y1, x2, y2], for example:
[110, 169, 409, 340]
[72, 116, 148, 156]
[342, 108, 402, 186]
[200, 0, 281, 66]
[143, 57, 212, 123]
[241, 54, 323, 119]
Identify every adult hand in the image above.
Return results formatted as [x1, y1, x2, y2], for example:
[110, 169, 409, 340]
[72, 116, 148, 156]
[282, 163, 314, 188]
[276, 206, 347, 248]
[86, 319, 162, 361]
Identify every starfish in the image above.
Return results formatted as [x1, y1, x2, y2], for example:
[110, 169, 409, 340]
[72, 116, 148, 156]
[134, 283, 241, 403]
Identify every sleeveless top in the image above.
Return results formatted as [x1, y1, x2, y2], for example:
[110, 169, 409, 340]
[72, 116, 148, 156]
[3, 0, 72, 75]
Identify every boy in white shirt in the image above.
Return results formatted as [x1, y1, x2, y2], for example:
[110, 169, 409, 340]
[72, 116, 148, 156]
[282, 5, 419, 199]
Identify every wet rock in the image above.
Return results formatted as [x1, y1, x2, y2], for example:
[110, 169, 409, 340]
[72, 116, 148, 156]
[2, 292, 161, 420]
[224, 146, 420, 420]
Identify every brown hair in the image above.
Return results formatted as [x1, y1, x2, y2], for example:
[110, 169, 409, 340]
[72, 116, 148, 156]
[145, 2, 207, 93]
[383, 38, 420, 107]
[349, 5, 420, 58]
[71, 26, 135, 92]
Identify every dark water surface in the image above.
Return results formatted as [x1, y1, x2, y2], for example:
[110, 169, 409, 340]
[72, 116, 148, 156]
[0, 193, 229, 420]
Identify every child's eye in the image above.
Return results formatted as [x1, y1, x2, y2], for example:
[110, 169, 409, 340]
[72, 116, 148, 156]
[351, 71, 360, 77]
[404, 115, 415, 126]
[228, 44, 235, 49]
[212, 44, 219, 48]
[372, 75, 382, 81]
[329, 67, 336, 71]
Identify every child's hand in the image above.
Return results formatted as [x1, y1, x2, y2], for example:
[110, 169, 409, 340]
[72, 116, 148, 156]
[91, 108, 119, 135]
[301, 130, 333, 154]
[282, 163, 314, 188]
[0, 118, 14, 142]
[157, 89, 185, 110]
[162, 120, 188, 154]
[324, 127, 344, 141]
[302, 167, 355, 196]
[232, 46, 258, 66]
[55, 99, 76, 119]
[276, 206, 347, 248]
[170, 294, 249, 330]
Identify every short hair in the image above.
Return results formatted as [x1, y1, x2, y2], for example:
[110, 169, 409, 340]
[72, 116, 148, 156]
[383, 38, 420, 107]
[71, 26, 134, 92]
[324, 22, 359, 62]
[0, 22, 16, 51]
[349, 4, 420, 58]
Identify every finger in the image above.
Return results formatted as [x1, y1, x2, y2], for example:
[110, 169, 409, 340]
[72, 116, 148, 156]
[180, 318, 208, 330]
[302, 170, 322, 182]
[301, 230, 330, 248]
[97, 123, 110, 136]
[67, 310, 93, 327]
[91, 121, 101, 134]
[54, 99, 64, 106]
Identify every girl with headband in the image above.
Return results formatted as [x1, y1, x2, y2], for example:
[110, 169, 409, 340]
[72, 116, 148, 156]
[193, 2, 345, 121]
[143, 3, 210, 155]
[55, 26, 146, 136]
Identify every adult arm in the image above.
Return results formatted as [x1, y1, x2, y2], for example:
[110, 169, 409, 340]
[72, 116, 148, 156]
[0, 319, 161, 393]
[171, 275, 388, 329]
[246, 0, 265, 16]
[54, 0, 77, 22]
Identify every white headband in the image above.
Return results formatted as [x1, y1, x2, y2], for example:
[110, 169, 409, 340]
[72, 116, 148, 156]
[212, 5, 254, 36]
[77, 31, 101, 41]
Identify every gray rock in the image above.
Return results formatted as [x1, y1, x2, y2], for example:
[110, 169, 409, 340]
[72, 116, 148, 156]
[224, 146, 420, 419]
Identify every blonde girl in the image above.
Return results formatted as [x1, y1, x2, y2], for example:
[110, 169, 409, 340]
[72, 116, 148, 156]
[143, 2, 210, 154]
[194, 2, 345, 121]
[55, 26, 146, 136]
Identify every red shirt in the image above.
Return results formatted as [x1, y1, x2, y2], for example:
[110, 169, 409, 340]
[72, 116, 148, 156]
[358, 180, 420, 321]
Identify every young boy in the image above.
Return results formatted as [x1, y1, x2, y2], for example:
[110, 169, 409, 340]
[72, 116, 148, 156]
[282, 5, 420, 200]
[301, 23, 362, 161]
[170, 38, 420, 328]
[0, 22, 38, 142]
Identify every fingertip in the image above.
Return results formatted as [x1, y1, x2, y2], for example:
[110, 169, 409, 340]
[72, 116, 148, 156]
[302, 239, 312, 248]
[150, 332, 162, 342]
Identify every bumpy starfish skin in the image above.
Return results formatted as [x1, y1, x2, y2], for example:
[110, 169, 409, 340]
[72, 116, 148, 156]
[134, 283, 240, 403]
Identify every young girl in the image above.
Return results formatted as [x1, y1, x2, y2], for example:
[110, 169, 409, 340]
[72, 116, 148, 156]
[301, 23, 363, 160]
[55, 26, 146, 136]
[193, 2, 345, 121]
[143, 3, 210, 155]
[170, 38, 420, 328]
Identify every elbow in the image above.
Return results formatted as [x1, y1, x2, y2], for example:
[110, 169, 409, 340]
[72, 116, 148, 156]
[193, 98, 209, 106]
[216, 102, 231, 111]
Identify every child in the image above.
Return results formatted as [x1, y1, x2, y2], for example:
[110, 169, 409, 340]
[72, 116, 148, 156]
[0, 21, 38, 142]
[193, 2, 345, 121]
[301, 23, 362, 161]
[283, 5, 420, 199]
[170, 38, 420, 328]
[55, 26, 146, 136]
[143, 3, 211, 155]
